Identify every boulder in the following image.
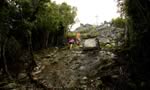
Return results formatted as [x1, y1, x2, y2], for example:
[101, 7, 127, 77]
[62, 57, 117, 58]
[83, 38, 100, 50]
[98, 38, 110, 43]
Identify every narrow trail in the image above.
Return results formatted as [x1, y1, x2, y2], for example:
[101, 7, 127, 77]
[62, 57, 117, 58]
[32, 46, 127, 89]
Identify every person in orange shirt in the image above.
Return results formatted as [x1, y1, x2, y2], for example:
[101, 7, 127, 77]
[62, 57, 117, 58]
[76, 32, 81, 45]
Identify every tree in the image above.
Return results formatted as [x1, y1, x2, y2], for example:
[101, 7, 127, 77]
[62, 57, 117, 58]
[0, 0, 38, 80]
[32, 1, 76, 48]
[117, 0, 150, 89]
[111, 17, 127, 28]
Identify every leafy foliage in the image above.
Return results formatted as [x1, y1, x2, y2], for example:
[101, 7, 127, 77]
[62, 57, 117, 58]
[32, 1, 76, 48]
[111, 17, 127, 28]
[117, 0, 150, 89]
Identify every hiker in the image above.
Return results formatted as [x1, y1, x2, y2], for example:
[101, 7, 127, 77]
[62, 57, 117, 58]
[76, 32, 81, 45]
[68, 38, 75, 49]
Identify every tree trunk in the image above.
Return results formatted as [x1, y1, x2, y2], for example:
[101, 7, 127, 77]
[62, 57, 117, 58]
[2, 38, 13, 80]
[27, 30, 37, 72]
[40, 30, 50, 48]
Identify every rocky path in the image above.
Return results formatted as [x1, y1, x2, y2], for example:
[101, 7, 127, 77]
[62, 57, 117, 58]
[32, 46, 126, 89]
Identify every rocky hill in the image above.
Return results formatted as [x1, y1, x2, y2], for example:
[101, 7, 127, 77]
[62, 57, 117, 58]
[75, 24, 125, 50]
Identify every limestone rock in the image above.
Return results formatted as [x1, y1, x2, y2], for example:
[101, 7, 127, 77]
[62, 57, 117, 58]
[83, 38, 100, 50]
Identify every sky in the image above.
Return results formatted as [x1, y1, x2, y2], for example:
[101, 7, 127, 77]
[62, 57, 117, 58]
[52, 0, 120, 31]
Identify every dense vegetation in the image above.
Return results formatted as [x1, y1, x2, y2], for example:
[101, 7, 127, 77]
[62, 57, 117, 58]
[0, 0, 76, 82]
[111, 17, 127, 28]
[117, 0, 150, 89]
